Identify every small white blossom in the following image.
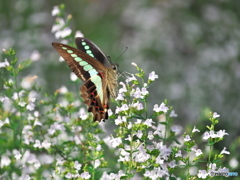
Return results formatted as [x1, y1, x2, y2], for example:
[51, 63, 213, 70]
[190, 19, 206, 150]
[52, 6, 60, 16]
[115, 116, 126, 125]
[74, 161, 82, 170]
[183, 135, 191, 141]
[153, 102, 169, 113]
[30, 50, 41, 61]
[116, 93, 125, 100]
[108, 109, 113, 117]
[192, 126, 200, 133]
[0, 155, 11, 167]
[141, 87, 149, 96]
[170, 110, 178, 117]
[55, 27, 72, 39]
[208, 163, 217, 170]
[213, 112, 220, 118]
[80, 172, 91, 179]
[144, 118, 154, 127]
[75, 30, 84, 38]
[13, 150, 22, 160]
[175, 150, 182, 157]
[79, 108, 88, 120]
[126, 74, 137, 83]
[127, 122, 132, 129]
[203, 132, 210, 140]
[191, 148, 203, 157]
[70, 72, 78, 81]
[148, 131, 154, 140]
[220, 147, 230, 155]
[133, 101, 144, 110]
[148, 71, 158, 81]
[0, 59, 10, 68]
[133, 145, 150, 162]
[42, 140, 51, 149]
[168, 160, 177, 168]
[136, 130, 143, 138]
[65, 172, 73, 179]
[197, 170, 208, 179]
[58, 86, 68, 94]
[109, 137, 122, 148]
[216, 130, 228, 138]
[131, 62, 137, 67]
[93, 159, 100, 168]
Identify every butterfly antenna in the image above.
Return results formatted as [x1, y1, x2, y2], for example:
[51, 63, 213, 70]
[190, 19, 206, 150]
[116, 47, 128, 62]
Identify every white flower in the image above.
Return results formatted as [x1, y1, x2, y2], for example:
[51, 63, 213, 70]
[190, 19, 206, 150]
[203, 132, 210, 140]
[55, 27, 72, 39]
[115, 116, 126, 125]
[148, 131, 154, 140]
[0, 155, 11, 167]
[42, 140, 51, 149]
[191, 148, 203, 157]
[192, 126, 200, 133]
[131, 62, 137, 67]
[0, 59, 10, 68]
[183, 135, 191, 141]
[136, 130, 143, 138]
[141, 87, 149, 96]
[133, 145, 150, 162]
[51, 18, 65, 32]
[133, 101, 144, 110]
[116, 93, 124, 100]
[144, 118, 154, 127]
[220, 147, 230, 155]
[109, 137, 122, 148]
[153, 102, 169, 113]
[70, 72, 78, 81]
[79, 108, 88, 120]
[208, 163, 217, 170]
[74, 161, 82, 170]
[132, 87, 143, 99]
[168, 160, 177, 168]
[171, 125, 182, 134]
[148, 71, 158, 81]
[30, 50, 41, 61]
[197, 170, 208, 179]
[216, 130, 228, 138]
[213, 112, 220, 118]
[80, 172, 91, 179]
[170, 110, 178, 117]
[118, 82, 127, 93]
[58, 86, 68, 94]
[13, 150, 22, 160]
[93, 159, 100, 168]
[75, 30, 84, 38]
[52, 6, 60, 16]
[175, 150, 182, 157]
[155, 156, 164, 164]
[126, 74, 137, 83]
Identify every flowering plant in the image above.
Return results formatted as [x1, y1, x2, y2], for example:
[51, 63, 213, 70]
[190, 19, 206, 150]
[0, 4, 232, 180]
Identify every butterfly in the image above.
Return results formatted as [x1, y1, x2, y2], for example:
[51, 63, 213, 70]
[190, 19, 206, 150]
[52, 37, 119, 122]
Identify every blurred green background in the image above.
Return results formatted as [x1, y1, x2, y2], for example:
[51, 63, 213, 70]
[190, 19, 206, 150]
[1, 0, 240, 145]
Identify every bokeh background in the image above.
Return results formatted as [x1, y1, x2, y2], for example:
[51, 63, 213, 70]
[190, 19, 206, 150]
[1, 0, 240, 146]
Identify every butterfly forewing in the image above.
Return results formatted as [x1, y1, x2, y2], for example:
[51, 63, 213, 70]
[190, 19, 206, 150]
[75, 37, 111, 67]
[52, 38, 119, 122]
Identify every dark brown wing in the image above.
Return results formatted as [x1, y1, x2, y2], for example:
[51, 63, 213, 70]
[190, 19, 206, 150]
[52, 42, 107, 82]
[80, 74, 110, 122]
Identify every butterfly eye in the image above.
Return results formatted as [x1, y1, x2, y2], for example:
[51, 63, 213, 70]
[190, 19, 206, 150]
[112, 65, 117, 70]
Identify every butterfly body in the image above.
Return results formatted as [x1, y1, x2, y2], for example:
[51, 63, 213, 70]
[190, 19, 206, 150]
[52, 37, 119, 122]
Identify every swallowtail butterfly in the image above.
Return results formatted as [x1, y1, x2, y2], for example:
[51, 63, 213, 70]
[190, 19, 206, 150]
[52, 37, 119, 122]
